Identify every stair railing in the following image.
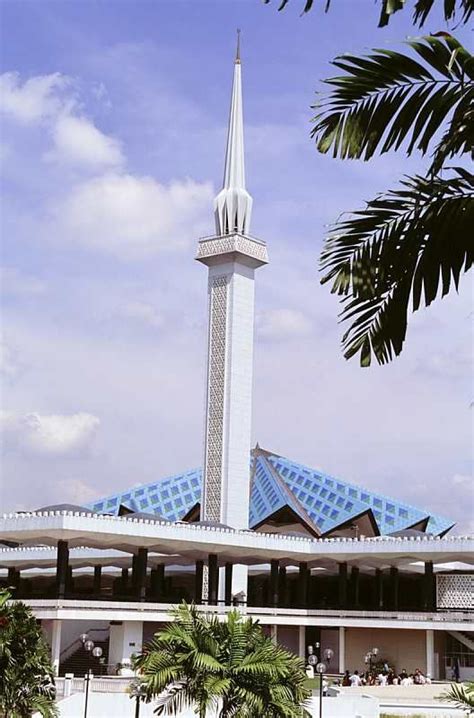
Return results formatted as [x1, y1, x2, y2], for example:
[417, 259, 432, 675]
[60, 627, 110, 664]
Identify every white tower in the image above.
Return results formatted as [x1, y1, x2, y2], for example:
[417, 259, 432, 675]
[197, 35, 268, 573]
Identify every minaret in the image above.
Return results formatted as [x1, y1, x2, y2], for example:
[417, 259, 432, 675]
[197, 34, 268, 582]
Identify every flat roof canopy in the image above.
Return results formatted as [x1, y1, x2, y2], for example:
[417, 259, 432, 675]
[0, 511, 473, 569]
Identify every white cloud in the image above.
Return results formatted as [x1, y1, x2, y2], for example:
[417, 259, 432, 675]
[0, 72, 69, 124]
[52, 173, 213, 258]
[54, 478, 100, 505]
[257, 308, 312, 339]
[49, 113, 124, 168]
[118, 300, 163, 327]
[1, 71, 123, 170]
[1, 266, 47, 296]
[0, 342, 22, 380]
[451, 474, 473, 488]
[1, 411, 100, 456]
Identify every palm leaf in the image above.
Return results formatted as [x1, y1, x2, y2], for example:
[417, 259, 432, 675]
[263, 0, 473, 25]
[311, 35, 473, 172]
[439, 680, 474, 711]
[413, 0, 473, 26]
[320, 169, 474, 366]
[135, 601, 311, 717]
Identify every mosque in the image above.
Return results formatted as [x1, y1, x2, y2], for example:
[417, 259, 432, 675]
[1, 39, 472, 683]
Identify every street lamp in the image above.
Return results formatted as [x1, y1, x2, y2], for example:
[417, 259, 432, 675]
[130, 679, 147, 718]
[316, 662, 327, 718]
[306, 643, 319, 678]
[80, 634, 103, 718]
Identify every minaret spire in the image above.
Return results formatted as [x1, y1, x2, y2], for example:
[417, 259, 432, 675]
[196, 38, 268, 600]
[214, 32, 253, 236]
[236, 28, 241, 63]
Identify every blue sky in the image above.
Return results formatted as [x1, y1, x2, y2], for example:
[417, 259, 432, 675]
[1, 0, 472, 530]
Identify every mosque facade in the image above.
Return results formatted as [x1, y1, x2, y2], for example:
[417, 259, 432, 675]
[1, 40, 473, 684]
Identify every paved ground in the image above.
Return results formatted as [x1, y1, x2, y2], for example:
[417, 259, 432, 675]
[338, 683, 466, 717]
[56, 693, 202, 717]
[52, 684, 465, 718]
[339, 682, 455, 703]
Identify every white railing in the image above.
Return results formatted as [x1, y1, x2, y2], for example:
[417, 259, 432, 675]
[56, 676, 131, 696]
[22, 598, 473, 623]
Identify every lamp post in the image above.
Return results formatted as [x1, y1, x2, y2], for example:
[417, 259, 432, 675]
[316, 661, 327, 718]
[130, 678, 147, 718]
[80, 633, 103, 718]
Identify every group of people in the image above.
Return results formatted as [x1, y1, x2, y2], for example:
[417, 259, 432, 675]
[340, 667, 431, 687]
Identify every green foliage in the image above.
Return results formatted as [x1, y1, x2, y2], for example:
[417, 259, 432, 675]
[439, 680, 474, 713]
[312, 35, 473, 173]
[320, 169, 473, 365]
[314, 34, 474, 365]
[0, 589, 58, 718]
[263, 0, 473, 27]
[134, 602, 311, 717]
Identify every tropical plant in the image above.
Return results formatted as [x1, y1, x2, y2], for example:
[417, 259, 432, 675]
[264, 0, 473, 27]
[265, 0, 474, 365]
[314, 33, 473, 365]
[439, 680, 474, 714]
[134, 602, 311, 717]
[0, 589, 58, 718]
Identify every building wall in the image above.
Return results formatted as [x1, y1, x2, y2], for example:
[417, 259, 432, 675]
[276, 625, 299, 655]
[345, 627, 426, 675]
[142, 621, 166, 646]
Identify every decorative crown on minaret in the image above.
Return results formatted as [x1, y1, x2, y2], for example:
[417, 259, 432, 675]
[214, 30, 253, 237]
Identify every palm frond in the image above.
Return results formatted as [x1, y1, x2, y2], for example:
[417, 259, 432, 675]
[135, 601, 310, 717]
[439, 681, 474, 710]
[263, 0, 473, 25]
[262, 0, 329, 13]
[312, 35, 473, 169]
[320, 169, 474, 366]
[413, 0, 473, 26]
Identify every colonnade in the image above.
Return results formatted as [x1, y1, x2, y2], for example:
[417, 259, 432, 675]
[3, 540, 438, 613]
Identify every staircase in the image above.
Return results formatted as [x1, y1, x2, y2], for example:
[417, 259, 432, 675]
[60, 637, 110, 677]
[448, 631, 474, 652]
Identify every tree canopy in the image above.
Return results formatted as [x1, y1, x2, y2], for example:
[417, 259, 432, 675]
[134, 602, 310, 717]
[0, 589, 58, 718]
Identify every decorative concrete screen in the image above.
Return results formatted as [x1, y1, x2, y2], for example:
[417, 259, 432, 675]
[437, 574, 474, 609]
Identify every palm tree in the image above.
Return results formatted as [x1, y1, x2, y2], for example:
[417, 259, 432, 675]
[0, 589, 58, 718]
[265, 1, 473, 366]
[264, 0, 473, 28]
[314, 34, 473, 365]
[134, 602, 310, 717]
[440, 681, 474, 714]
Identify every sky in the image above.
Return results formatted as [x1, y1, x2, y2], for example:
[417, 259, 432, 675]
[0, 0, 472, 531]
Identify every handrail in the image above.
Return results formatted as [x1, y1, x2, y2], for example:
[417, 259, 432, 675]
[60, 627, 109, 662]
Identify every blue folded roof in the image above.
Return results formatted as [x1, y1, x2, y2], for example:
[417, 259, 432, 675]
[89, 446, 454, 537]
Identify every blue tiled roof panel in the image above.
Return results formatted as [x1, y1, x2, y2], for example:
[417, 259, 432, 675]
[90, 468, 202, 523]
[88, 449, 454, 536]
[266, 454, 446, 534]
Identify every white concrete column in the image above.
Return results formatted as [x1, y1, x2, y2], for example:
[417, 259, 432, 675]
[109, 621, 143, 671]
[298, 626, 305, 659]
[338, 626, 345, 674]
[231, 564, 248, 599]
[270, 624, 277, 644]
[426, 629, 435, 679]
[51, 619, 62, 676]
